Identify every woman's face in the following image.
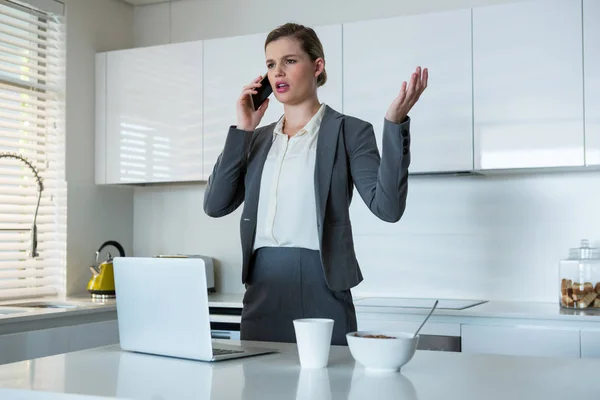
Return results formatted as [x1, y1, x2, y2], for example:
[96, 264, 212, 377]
[265, 37, 323, 106]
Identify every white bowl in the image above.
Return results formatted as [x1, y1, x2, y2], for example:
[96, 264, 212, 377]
[346, 331, 419, 373]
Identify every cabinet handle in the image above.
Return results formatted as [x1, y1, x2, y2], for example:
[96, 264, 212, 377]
[211, 332, 231, 339]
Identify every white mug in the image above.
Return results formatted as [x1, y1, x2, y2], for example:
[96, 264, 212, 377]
[293, 318, 334, 368]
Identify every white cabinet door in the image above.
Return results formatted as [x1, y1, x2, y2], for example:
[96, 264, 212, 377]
[68, 320, 119, 352]
[202, 32, 273, 182]
[461, 324, 580, 358]
[203, 25, 342, 180]
[343, 9, 473, 173]
[0, 327, 70, 365]
[314, 25, 343, 115]
[581, 329, 600, 358]
[584, 0, 600, 165]
[95, 52, 107, 185]
[473, 0, 584, 170]
[105, 41, 203, 184]
[0, 320, 119, 366]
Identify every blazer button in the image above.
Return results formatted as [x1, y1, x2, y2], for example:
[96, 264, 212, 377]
[403, 148, 409, 155]
[402, 131, 409, 138]
[403, 138, 409, 146]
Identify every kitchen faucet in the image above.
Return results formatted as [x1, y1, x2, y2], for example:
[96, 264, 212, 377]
[0, 152, 44, 258]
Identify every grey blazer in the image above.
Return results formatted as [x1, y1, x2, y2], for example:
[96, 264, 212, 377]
[203, 105, 411, 292]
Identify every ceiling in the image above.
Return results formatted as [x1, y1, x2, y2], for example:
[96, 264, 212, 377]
[120, 0, 183, 6]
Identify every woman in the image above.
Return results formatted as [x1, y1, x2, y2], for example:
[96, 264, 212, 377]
[203, 22, 427, 345]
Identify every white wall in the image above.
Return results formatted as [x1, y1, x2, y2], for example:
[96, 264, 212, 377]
[132, 0, 596, 302]
[65, 0, 134, 295]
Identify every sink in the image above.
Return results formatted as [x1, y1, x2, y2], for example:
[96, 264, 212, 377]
[354, 297, 488, 310]
[3, 301, 81, 309]
[0, 307, 31, 315]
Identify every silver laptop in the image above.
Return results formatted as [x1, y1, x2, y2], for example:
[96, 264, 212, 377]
[113, 256, 276, 361]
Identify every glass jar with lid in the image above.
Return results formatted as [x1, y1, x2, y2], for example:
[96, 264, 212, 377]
[559, 239, 600, 309]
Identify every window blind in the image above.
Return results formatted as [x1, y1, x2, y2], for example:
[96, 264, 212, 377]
[0, 0, 65, 300]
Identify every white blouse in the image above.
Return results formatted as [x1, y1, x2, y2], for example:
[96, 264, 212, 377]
[253, 103, 327, 251]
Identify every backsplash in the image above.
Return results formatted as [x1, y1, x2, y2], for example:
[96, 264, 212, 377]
[133, 170, 600, 302]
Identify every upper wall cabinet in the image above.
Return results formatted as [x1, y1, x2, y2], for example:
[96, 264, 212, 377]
[96, 1, 595, 184]
[203, 33, 270, 181]
[343, 9, 473, 174]
[473, 0, 584, 170]
[584, 0, 600, 165]
[95, 53, 107, 185]
[202, 24, 342, 180]
[96, 41, 203, 184]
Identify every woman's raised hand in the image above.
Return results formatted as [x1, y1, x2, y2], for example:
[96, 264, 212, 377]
[385, 66, 428, 124]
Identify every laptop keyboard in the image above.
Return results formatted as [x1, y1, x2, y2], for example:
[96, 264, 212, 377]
[213, 348, 244, 356]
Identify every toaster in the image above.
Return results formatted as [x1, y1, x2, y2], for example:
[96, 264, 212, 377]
[154, 254, 215, 293]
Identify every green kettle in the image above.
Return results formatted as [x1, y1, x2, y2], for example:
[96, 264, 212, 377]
[87, 240, 125, 299]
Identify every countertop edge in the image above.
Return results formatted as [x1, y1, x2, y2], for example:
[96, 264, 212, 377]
[0, 296, 117, 329]
[3, 294, 600, 332]
[353, 303, 600, 321]
[205, 294, 600, 323]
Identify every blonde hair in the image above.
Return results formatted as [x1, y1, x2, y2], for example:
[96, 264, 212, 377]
[265, 22, 327, 87]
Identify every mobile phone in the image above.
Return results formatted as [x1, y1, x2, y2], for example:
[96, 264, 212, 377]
[251, 74, 272, 111]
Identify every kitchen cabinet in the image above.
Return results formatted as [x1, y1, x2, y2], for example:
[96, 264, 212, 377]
[580, 329, 600, 358]
[0, 325, 69, 366]
[584, 0, 600, 165]
[202, 24, 343, 180]
[96, 41, 203, 184]
[95, 53, 107, 185]
[472, 0, 584, 170]
[67, 320, 120, 353]
[461, 324, 581, 358]
[96, 0, 596, 183]
[0, 320, 119, 365]
[343, 9, 473, 174]
[202, 32, 267, 181]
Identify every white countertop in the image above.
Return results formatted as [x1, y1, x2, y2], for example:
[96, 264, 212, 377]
[1, 293, 599, 329]
[205, 293, 600, 322]
[0, 293, 236, 325]
[0, 294, 239, 329]
[0, 340, 598, 399]
[0, 293, 241, 329]
[354, 297, 600, 322]
[0, 296, 116, 325]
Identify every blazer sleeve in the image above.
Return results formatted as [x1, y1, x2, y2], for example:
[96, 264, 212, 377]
[346, 117, 411, 223]
[203, 126, 255, 217]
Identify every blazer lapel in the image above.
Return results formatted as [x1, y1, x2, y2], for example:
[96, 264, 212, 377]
[315, 106, 343, 234]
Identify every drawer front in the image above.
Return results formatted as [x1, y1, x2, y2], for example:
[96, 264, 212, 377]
[461, 324, 580, 358]
[356, 315, 460, 337]
[581, 330, 600, 359]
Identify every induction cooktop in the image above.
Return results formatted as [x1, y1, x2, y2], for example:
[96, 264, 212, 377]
[353, 297, 487, 310]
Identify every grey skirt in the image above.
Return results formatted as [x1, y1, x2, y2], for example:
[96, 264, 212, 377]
[240, 247, 357, 346]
